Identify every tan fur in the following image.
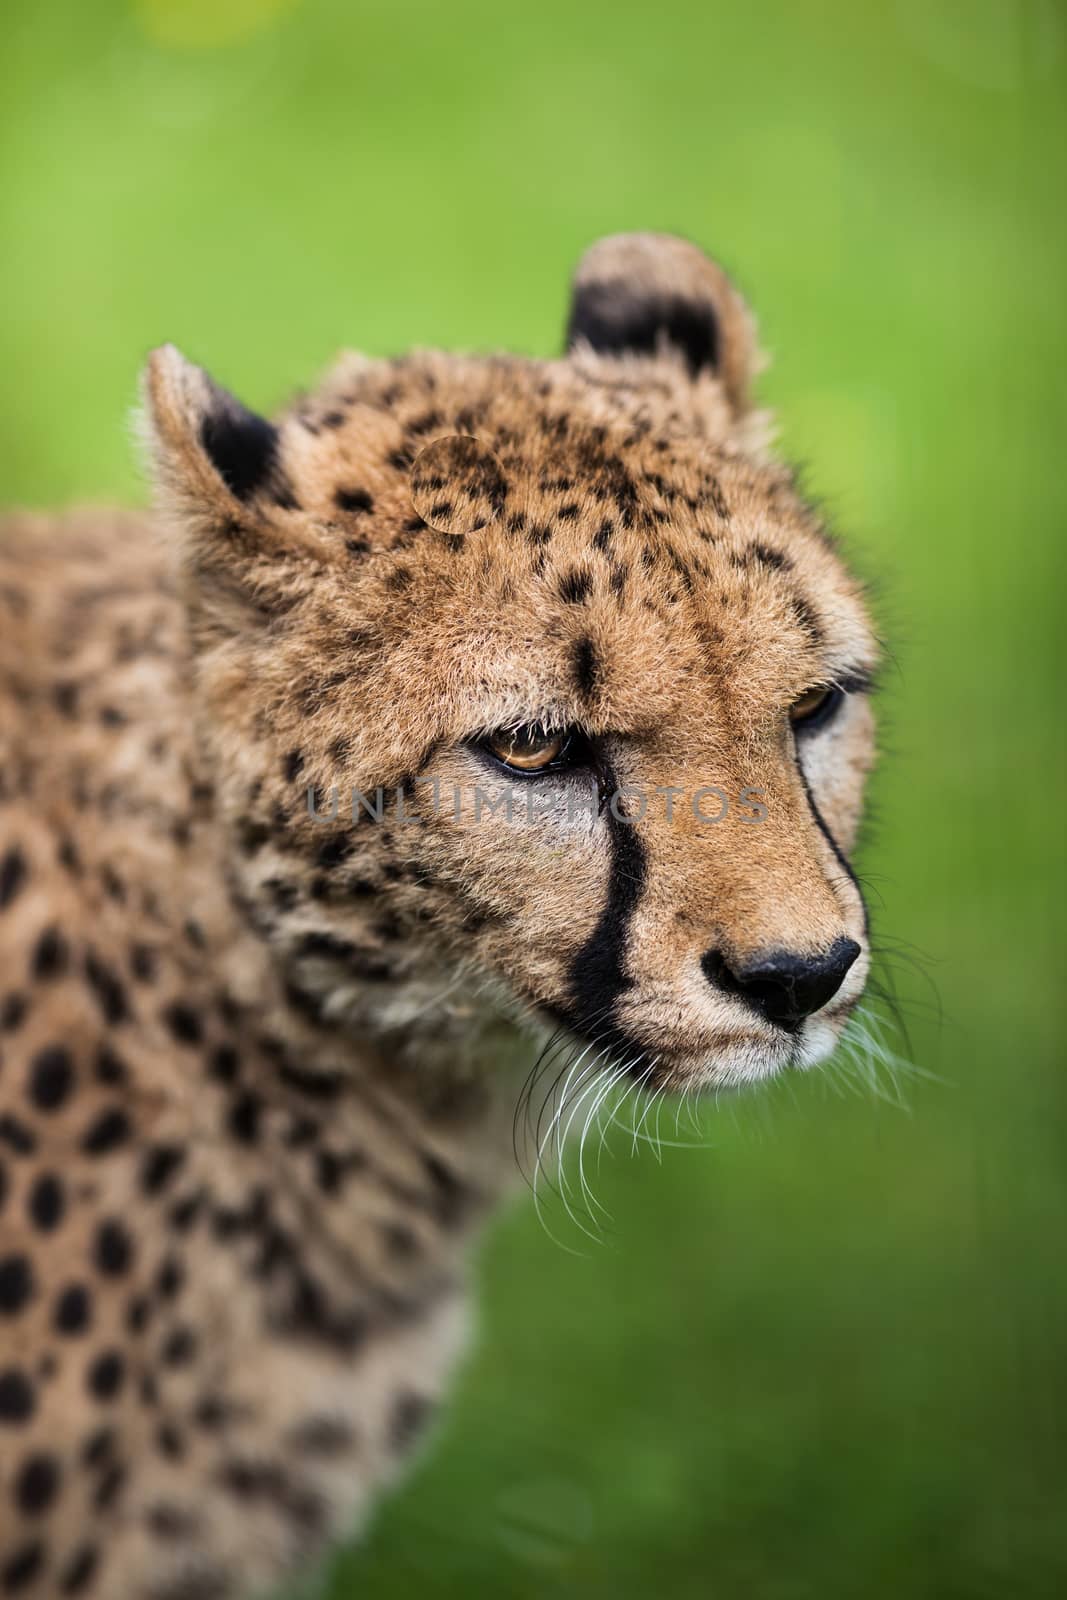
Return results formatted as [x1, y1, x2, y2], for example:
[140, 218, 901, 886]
[0, 235, 878, 1598]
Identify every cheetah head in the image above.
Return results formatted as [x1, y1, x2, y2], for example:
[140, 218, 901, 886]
[144, 234, 878, 1095]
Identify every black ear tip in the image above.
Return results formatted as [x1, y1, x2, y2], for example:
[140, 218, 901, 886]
[563, 232, 753, 386]
[566, 280, 720, 378]
[199, 388, 281, 504]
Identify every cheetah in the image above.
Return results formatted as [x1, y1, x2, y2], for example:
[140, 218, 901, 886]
[0, 234, 879, 1599]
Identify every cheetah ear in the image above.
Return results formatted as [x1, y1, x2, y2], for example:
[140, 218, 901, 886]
[141, 346, 308, 643]
[141, 344, 296, 524]
[564, 233, 759, 413]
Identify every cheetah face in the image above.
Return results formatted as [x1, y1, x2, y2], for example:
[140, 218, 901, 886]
[145, 234, 878, 1092]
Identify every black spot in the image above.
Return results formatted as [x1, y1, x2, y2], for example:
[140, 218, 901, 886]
[81, 1107, 131, 1157]
[56, 836, 82, 875]
[15, 1452, 60, 1515]
[200, 393, 281, 503]
[161, 1325, 197, 1367]
[86, 1348, 125, 1401]
[1, 1542, 43, 1592]
[130, 942, 157, 982]
[227, 1093, 261, 1144]
[80, 1424, 114, 1468]
[141, 1143, 187, 1196]
[54, 1283, 92, 1336]
[162, 1002, 202, 1046]
[283, 749, 304, 782]
[28, 1172, 64, 1232]
[146, 1502, 198, 1540]
[0, 1254, 34, 1316]
[53, 682, 79, 718]
[314, 1149, 344, 1195]
[93, 1219, 133, 1277]
[156, 1422, 185, 1460]
[389, 1389, 435, 1452]
[210, 1043, 240, 1084]
[59, 1546, 99, 1595]
[0, 991, 26, 1031]
[94, 1044, 127, 1086]
[125, 1296, 151, 1335]
[193, 1395, 230, 1430]
[277, 1061, 344, 1100]
[314, 833, 352, 871]
[31, 926, 69, 980]
[28, 1045, 74, 1112]
[0, 1116, 35, 1155]
[91, 1460, 126, 1511]
[100, 865, 126, 903]
[335, 486, 374, 514]
[298, 930, 358, 962]
[0, 1368, 34, 1424]
[266, 877, 299, 911]
[566, 285, 720, 378]
[572, 635, 600, 696]
[0, 847, 27, 910]
[237, 818, 269, 856]
[167, 1192, 203, 1232]
[218, 1459, 275, 1497]
[381, 1220, 418, 1259]
[155, 1255, 184, 1300]
[559, 568, 593, 605]
[420, 1149, 468, 1226]
[751, 541, 792, 571]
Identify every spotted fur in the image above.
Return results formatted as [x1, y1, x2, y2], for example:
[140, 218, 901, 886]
[0, 235, 878, 1598]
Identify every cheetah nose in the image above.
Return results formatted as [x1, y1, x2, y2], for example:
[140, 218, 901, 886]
[700, 937, 861, 1030]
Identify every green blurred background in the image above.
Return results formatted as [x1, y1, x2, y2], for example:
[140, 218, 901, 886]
[3, 1, 1065, 1594]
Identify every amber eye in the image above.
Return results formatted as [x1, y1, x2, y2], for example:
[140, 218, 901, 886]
[481, 725, 573, 772]
[789, 684, 844, 733]
[485, 727, 565, 771]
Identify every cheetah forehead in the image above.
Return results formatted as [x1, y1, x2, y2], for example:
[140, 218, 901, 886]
[277, 351, 827, 567]
[188, 352, 875, 758]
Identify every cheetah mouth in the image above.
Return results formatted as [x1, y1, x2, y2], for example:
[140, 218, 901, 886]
[536, 1015, 798, 1094]
[537, 996, 859, 1094]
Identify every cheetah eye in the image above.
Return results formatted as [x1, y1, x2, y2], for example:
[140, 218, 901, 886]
[789, 684, 845, 734]
[479, 724, 589, 774]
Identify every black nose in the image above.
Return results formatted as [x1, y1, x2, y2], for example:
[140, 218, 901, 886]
[701, 937, 861, 1030]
